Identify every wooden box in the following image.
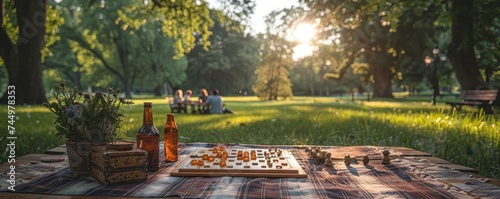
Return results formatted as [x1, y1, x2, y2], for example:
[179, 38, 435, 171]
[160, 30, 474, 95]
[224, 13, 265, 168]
[91, 144, 148, 185]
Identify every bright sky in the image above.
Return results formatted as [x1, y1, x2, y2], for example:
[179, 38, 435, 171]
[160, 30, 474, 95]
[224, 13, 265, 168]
[209, 0, 313, 60]
[248, 0, 299, 34]
[248, 0, 314, 60]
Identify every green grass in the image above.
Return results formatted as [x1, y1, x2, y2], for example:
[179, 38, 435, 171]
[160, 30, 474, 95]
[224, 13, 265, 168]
[1, 96, 499, 179]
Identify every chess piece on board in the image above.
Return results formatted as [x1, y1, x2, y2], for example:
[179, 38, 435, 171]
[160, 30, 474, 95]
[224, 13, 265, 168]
[324, 153, 334, 167]
[326, 152, 331, 158]
[324, 159, 334, 167]
[362, 155, 369, 165]
[381, 149, 391, 164]
[344, 154, 351, 166]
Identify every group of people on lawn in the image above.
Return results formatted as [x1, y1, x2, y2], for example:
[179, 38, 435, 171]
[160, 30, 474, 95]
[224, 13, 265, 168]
[172, 88, 233, 114]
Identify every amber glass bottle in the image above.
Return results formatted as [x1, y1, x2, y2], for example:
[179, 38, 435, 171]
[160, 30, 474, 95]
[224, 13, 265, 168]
[164, 113, 178, 162]
[137, 102, 160, 172]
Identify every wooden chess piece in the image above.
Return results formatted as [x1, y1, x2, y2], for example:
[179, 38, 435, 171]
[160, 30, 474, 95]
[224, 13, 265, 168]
[344, 154, 351, 166]
[381, 149, 391, 164]
[324, 153, 334, 167]
[320, 151, 327, 163]
[362, 155, 369, 165]
[326, 152, 331, 158]
[324, 159, 334, 167]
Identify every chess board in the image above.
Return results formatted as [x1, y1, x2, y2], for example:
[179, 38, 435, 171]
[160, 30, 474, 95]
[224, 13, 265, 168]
[170, 147, 307, 178]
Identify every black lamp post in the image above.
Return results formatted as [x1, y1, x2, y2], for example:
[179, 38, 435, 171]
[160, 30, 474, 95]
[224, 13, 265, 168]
[424, 46, 447, 105]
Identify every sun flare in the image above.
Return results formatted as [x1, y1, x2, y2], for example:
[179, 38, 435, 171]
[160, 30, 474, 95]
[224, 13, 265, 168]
[290, 23, 316, 60]
[293, 23, 315, 44]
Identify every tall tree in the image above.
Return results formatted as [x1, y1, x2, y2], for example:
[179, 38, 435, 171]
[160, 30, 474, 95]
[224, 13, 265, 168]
[56, 0, 141, 98]
[185, 10, 260, 94]
[394, 5, 443, 95]
[253, 12, 295, 100]
[447, 0, 487, 90]
[44, 38, 84, 89]
[299, 0, 408, 98]
[292, 44, 362, 96]
[402, 0, 499, 92]
[0, 0, 63, 104]
[1, 0, 254, 103]
[471, 0, 500, 88]
[135, 21, 188, 96]
[253, 34, 294, 100]
[85, 0, 186, 98]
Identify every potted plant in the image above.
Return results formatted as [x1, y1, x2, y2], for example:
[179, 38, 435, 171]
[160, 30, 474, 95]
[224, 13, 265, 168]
[44, 82, 133, 174]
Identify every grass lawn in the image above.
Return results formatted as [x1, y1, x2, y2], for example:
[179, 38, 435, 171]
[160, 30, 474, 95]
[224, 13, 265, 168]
[1, 95, 499, 179]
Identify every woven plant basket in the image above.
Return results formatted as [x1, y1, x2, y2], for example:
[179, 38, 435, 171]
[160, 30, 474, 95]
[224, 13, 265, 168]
[65, 141, 94, 174]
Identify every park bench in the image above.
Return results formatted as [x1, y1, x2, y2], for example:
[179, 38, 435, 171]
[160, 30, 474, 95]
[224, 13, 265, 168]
[445, 90, 498, 114]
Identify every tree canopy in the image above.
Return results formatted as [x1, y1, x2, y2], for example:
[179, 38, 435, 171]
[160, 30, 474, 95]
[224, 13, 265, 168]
[0, 0, 255, 103]
[1, 0, 499, 103]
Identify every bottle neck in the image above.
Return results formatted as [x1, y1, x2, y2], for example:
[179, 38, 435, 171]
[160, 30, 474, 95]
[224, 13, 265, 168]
[143, 106, 154, 126]
[167, 114, 175, 123]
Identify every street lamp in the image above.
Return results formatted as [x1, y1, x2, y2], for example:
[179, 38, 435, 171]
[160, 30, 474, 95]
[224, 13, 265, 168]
[424, 46, 447, 105]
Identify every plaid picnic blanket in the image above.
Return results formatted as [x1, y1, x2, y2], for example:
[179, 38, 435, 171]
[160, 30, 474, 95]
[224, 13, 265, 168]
[2, 143, 500, 198]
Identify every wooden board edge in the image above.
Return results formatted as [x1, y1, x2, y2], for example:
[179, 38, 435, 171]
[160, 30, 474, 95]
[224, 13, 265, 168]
[170, 150, 308, 178]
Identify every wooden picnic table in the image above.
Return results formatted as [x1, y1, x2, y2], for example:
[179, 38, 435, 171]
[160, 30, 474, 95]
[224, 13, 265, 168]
[1, 143, 499, 198]
[167, 97, 207, 114]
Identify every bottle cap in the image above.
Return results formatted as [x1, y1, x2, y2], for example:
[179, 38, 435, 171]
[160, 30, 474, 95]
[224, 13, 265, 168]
[144, 102, 152, 107]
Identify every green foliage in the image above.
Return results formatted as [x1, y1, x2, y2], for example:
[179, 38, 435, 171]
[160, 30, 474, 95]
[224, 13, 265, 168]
[45, 0, 255, 97]
[295, 0, 465, 98]
[292, 44, 365, 95]
[392, 5, 457, 92]
[474, 0, 500, 89]
[208, 0, 255, 32]
[253, 34, 294, 100]
[43, 83, 133, 143]
[50, 0, 191, 97]
[133, 0, 213, 58]
[252, 11, 296, 100]
[132, 20, 189, 94]
[47, 0, 121, 90]
[43, 4, 65, 62]
[185, 10, 260, 93]
[1, 0, 17, 45]
[0, 0, 63, 66]
[297, 0, 406, 97]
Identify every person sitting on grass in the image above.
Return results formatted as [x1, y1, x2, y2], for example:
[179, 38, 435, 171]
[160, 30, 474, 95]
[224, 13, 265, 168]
[197, 88, 209, 114]
[173, 89, 185, 112]
[205, 89, 234, 114]
[183, 89, 196, 113]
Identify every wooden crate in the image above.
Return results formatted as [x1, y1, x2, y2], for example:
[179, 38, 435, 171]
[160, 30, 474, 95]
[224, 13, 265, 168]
[91, 145, 148, 185]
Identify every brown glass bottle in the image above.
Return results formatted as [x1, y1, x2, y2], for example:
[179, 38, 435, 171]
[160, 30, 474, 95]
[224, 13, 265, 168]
[164, 113, 178, 162]
[137, 102, 160, 172]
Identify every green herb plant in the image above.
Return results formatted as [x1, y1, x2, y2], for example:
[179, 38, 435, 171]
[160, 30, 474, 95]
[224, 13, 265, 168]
[44, 82, 133, 144]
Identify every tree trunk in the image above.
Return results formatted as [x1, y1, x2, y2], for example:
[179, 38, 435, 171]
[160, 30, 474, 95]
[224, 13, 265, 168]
[371, 63, 394, 98]
[447, 0, 488, 90]
[309, 71, 314, 96]
[0, 0, 47, 104]
[153, 85, 162, 96]
[124, 83, 132, 99]
[115, 35, 133, 99]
